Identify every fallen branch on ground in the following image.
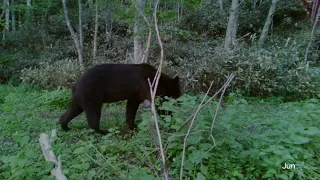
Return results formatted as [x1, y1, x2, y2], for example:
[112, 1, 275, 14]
[39, 129, 67, 180]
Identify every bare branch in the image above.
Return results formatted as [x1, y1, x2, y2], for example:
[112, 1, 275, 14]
[143, 0, 169, 178]
[135, 6, 152, 63]
[179, 81, 214, 179]
[178, 74, 234, 131]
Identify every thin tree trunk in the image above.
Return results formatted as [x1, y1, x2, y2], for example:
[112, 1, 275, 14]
[93, 2, 99, 59]
[11, 0, 15, 31]
[177, 1, 180, 22]
[18, 11, 22, 28]
[2, 0, 9, 44]
[224, 0, 239, 51]
[79, 0, 84, 54]
[61, 0, 84, 70]
[105, 0, 113, 47]
[258, 0, 278, 47]
[88, 0, 93, 8]
[133, 0, 146, 64]
[179, 0, 183, 22]
[5, 0, 9, 31]
[26, 0, 31, 22]
[231, 5, 238, 43]
[218, 0, 223, 12]
[304, 10, 320, 63]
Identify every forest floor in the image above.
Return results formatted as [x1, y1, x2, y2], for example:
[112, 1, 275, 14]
[0, 84, 319, 179]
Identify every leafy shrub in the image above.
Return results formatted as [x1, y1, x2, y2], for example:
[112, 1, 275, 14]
[161, 33, 320, 99]
[139, 94, 320, 179]
[206, 98, 320, 179]
[20, 59, 82, 89]
[180, 0, 304, 38]
[5, 24, 51, 54]
[0, 51, 42, 83]
[181, 4, 228, 37]
[37, 89, 71, 109]
[0, 132, 51, 179]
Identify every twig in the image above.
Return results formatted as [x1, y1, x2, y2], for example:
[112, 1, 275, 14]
[211, 75, 234, 134]
[148, 0, 169, 178]
[133, 132, 160, 179]
[178, 75, 234, 131]
[164, 130, 207, 151]
[205, 75, 234, 153]
[83, 134, 126, 178]
[135, 5, 152, 63]
[180, 81, 214, 179]
[304, 10, 320, 63]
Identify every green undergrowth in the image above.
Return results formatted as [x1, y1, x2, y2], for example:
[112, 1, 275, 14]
[0, 84, 319, 179]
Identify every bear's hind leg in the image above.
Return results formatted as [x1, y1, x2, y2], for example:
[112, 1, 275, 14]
[60, 103, 83, 131]
[84, 104, 108, 135]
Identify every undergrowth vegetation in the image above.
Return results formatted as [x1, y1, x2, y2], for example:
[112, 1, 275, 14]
[0, 85, 319, 179]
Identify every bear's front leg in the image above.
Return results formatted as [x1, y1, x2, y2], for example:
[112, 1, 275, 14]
[126, 99, 141, 130]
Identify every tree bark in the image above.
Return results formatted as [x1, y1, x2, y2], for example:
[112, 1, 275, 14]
[79, 0, 84, 54]
[224, 0, 239, 51]
[5, 0, 9, 31]
[105, 0, 113, 48]
[61, 0, 84, 70]
[258, 0, 278, 47]
[88, 0, 93, 8]
[218, 0, 223, 12]
[133, 0, 146, 64]
[93, 2, 99, 59]
[2, 0, 9, 44]
[11, 0, 15, 32]
[26, 0, 31, 22]
[179, 0, 183, 22]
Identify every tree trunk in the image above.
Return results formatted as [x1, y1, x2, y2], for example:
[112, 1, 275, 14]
[133, 0, 146, 64]
[93, 2, 99, 59]
[26, 0, 31, 22]
[2, 0, 9, 44]
[177, 1, 180, 22]
[218, 0, 223, 12]
[18, 11, 22, 28]
[11, 0, 15, 31]
[258, 0, 278, 47]
[61, 0, 84, 70]
[224, 0, 239, 51]
[79, 0, 84, 54]
[105, 0, 113, 48]
[88, 0, 93, 8]
[5, 0, 9, 31]
[179, 0, 183, 22]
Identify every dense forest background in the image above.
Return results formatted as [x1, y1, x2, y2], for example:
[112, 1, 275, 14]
[1, 0, 319, 99]
[1, 0, 320, 179]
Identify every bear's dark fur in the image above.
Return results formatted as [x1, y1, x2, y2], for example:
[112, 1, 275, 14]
[59, 63, 181, 135]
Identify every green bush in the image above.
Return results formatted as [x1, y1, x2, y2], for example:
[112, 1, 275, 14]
[137, 94, 320, 179]
[20, 59, 82, 89]
[161, 34, 320, 99]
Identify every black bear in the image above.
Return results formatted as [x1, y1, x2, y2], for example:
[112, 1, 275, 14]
[59, 63, 181, 135]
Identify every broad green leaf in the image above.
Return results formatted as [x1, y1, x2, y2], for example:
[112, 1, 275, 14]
[200, 163, 208, 175]
[188, 134, 203, 145]
[303, 127, 320, 136]
[289, 134, 309, 145]
[73, 147, 86, 154]
[140, 175, 156, 180]
[25, 149, 37, 158]
[276, 173, 288, 180]
[184, 160, 194, 171]
[196, 172, 206, 180]
[45, 161, 55, 171]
